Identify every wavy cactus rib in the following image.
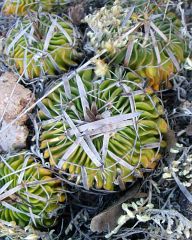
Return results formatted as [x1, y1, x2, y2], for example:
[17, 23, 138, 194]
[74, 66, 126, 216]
[2, 0, 66, 16]
[85, 0, 188, 90]
[5, 13, 82, 79]
[0, 153, 65, 228]
[38, 68, 168, 191]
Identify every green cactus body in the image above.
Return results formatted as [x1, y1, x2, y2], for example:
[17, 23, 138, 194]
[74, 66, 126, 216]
[2, 0, 66, 16]
[85, 1, 188, 90]
[39, 69, 168, 191]
[5, 13, 82, 79]
[0, 153, 65, 228]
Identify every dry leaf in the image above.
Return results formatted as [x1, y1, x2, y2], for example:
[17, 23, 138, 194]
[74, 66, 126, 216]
[90, 183, 146, 233]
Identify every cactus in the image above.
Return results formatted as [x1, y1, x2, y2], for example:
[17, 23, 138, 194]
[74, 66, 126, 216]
[5, 13, 82, 79]
[38, 68, 168, 191]
[0, 153, 65, 228]
[85, 0, 188, 90]
[2, 0, 66, 16]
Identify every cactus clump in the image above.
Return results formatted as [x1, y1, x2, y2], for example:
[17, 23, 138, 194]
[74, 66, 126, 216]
[38, 68, 168, 191]
[84, 0, 188, 90]
[2, 0, 66, 16]
[0, 153, 65, 228]
[5, 13, 82, 79]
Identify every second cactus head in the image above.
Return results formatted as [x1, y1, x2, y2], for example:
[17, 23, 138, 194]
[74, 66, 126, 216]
[2, 0, 66, 16]
[0, 152, 65, 228]
[85, 0, 188, 90]
[5, 13, 82, 79]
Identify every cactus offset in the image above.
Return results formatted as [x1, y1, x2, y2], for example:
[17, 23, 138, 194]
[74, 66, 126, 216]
[38, 68, 168, 191]
[2, 0, 66, 16]
[85, 0, 188, 90]
[5, 13, 82, 79]
[0, 153, 65, 228]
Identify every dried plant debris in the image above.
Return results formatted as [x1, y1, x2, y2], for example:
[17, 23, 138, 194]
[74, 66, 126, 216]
[90, 183, 145, 233]
[0, 221, 53, 240]
[84, 0, 188, 90]
[67, 0, 110, 25]
[105, 198, 192, 239]
[163, 144, 192, 187]
[68, 3, 86, 25]
[163, 144, 192, 219]
[0, 72, 34, 152]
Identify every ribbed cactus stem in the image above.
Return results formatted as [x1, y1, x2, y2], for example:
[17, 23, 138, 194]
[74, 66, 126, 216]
[3, 0, 66, 16]
[38, 68, 168, 191]
[0, 153, 65, 228]
[5, 13, 82, 79]
[85, 0, 188, 90]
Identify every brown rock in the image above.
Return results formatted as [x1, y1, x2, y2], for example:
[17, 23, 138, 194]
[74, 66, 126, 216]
[0, 72, 33, 124]
[0, 121, 29, 152]
[0, 72, 34, 152]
